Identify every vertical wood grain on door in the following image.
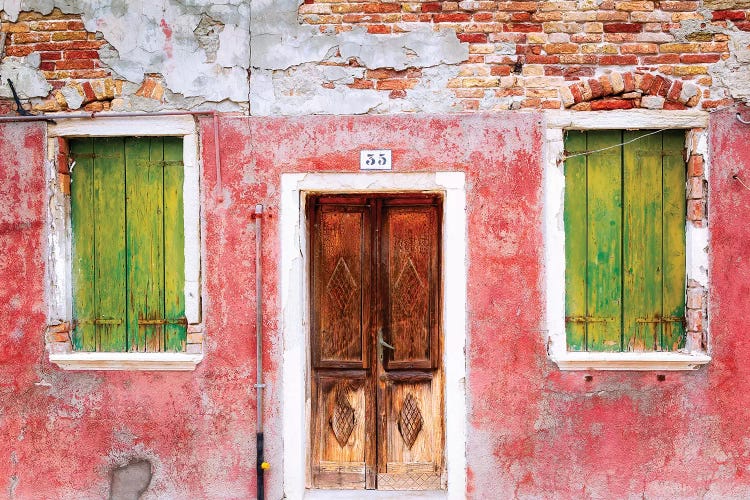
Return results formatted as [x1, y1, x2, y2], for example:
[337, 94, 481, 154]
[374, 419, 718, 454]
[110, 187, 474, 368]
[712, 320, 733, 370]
[379, 200, 443, 490]
[310, 199, 372, 488]
[309, 195, 444, 491]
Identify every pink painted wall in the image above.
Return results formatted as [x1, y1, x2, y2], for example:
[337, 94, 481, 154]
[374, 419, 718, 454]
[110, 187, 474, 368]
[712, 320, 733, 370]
[2, 111, 750, 499]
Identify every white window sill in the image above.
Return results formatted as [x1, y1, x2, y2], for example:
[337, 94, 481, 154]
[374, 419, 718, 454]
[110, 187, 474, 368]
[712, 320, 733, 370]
[49, 352, 203, 371]
[551, 351, 711, 371]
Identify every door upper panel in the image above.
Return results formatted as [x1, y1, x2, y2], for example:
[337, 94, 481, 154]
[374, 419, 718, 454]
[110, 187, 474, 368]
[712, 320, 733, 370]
[311, 200, 372, 369]
[382, 199, 440, 370]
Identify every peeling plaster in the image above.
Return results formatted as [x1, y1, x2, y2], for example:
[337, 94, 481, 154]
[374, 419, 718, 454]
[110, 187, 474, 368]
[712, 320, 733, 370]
[0, 54, 51, 99]
[249, 0, 468, 115]
[2, 0, 250, 104]
[711, 30, 750, 103]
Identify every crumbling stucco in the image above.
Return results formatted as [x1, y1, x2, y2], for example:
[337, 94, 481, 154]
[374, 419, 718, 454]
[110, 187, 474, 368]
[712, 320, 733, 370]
[711, 30, 750, 102]
[249, 0, 468, 115]
[0, 54, 50, 98]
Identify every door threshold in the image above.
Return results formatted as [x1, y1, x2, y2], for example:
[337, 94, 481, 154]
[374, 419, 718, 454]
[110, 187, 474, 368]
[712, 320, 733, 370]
[304, 490, 446, 499]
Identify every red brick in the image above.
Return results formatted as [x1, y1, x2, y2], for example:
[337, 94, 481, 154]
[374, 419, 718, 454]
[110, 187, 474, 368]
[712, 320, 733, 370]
[526, 55, 560, 64]
[348, 78, 374, 89]
[67, 20, 85, 30]
[366, 24, 391, 34]
[667, 79, 683, 101]
[70, 69, 109, 79]
[39, 61, 55, 71]
[590, 98, 635, 110]
[505, 23, 544, 32]
[688, 154, 704, 176]
[681, 53, 721, 63]
[435, 13, 472, 22]
[512, 12, 532, 21]
[621, 43, 658, 54]
[40, 51, 62, 60]
[376, 78, 419, 91]
[491, 65, 512, 76]
[3, 45, 34, 56]
[599, 55, 638, 65]
[51, 31, 87, 41]
[687, 199, 704, 220]
[638, 72, 655, 92]
[659, 1, 699, 10]
[569, 82, 584, 103]
[603, 22, 643, 33]
[363, 3, 400, 13]
[544, 43, 579, 54]
[81, 81, 97, 102]
[422, 3, 442, 12]
[735, 22, 750, 31]
[54, 59, 96, 70]
[473, 13, 494, 22]
[389, 89, 407, 99]
[497, 1, 539, 11]
[642, 54, 681, 64]
[459, 33, 488, 43]
[588, 78, 605, 99]
[12, 31, 50, 43]
[64, 49, 99, 60]
[29, 20, 70, 31]
[712, 10, 746, 21]
[565, 66, 596, 79]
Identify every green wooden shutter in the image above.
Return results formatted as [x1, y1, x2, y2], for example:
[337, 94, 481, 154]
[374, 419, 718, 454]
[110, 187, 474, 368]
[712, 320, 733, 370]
[564, 130, 686, 352]
[71, 137, 186, 352]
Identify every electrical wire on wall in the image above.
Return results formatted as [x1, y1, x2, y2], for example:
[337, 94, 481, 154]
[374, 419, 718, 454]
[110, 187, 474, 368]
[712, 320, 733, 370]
[558, 128, 670, 164]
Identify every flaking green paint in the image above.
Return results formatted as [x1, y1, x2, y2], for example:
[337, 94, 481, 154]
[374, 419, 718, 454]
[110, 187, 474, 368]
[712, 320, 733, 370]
[70, 137, 186, 352]
[564, 130, 686, 352]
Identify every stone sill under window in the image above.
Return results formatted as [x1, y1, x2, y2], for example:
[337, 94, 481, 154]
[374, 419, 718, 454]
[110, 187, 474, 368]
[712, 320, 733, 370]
[49, 352, 204, 371]
[551, 351, 711, 371]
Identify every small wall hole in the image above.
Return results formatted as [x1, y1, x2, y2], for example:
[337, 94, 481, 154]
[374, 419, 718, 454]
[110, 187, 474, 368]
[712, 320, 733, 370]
[657, 374, 666, 382]
[584, 375, 593, 382]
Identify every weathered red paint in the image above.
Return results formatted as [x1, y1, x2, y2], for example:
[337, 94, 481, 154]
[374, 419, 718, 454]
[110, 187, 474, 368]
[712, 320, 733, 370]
[2, 111, 750, 498]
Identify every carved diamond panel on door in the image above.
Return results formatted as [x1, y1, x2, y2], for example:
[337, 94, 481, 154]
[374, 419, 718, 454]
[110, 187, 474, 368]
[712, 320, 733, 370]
[309, 194, 443, 491]
[312, 200, 371, 368]
[383, 202, 440, 370]
[312, 374, 368, 489]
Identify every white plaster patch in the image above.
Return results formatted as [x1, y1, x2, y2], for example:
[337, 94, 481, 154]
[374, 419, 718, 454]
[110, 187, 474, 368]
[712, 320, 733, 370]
[0, 55, 51, 99]
[281, 172, 467, 499]
[710, 30, 750, 103]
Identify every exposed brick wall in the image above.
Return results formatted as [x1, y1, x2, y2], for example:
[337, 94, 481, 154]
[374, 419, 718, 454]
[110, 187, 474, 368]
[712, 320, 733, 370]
[1, 9, 118, 112]
[1, 9, 168, 113]
[299, 1, 746, 111]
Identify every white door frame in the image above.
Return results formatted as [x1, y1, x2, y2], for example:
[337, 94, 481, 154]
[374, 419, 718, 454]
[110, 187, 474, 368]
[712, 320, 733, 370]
[280, 172, 467, 499]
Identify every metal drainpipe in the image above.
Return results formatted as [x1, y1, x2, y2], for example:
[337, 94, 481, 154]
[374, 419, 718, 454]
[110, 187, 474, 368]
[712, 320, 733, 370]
[254, 204, 268, 500]
[0, 110, 223, 198]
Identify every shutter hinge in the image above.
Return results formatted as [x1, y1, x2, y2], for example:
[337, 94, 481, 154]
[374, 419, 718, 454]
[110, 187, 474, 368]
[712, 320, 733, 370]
[565, 316, 615, 323]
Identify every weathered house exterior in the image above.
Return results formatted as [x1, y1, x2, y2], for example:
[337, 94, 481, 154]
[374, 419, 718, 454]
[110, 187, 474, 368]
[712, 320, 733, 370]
[1, 0, 750, 498]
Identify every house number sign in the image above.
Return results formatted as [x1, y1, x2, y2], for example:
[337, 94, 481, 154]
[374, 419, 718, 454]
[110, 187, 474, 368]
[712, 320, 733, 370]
[360, 149, 392, 170]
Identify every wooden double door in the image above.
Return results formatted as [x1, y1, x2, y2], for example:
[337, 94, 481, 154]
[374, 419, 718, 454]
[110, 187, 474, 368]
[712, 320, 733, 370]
[309, 194, 444, 490]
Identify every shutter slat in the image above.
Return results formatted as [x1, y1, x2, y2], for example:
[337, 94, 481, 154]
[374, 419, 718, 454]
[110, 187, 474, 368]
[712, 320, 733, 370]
[163, 137, 187, 351]
[93, 138, 128, 351]
[623, 131, 664, 352]
[661, 131, 687, 351]
[70, 138, 97, 351]
[586, 130, 623, 352]
[126, 138, 166, 352]
[563, 131, 588, 351]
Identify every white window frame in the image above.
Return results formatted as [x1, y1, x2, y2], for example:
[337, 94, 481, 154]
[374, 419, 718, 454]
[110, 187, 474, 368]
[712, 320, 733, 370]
[46, 115, 203, 371]
[544, 110, 712, 371]
[280, 172, 467, 499]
